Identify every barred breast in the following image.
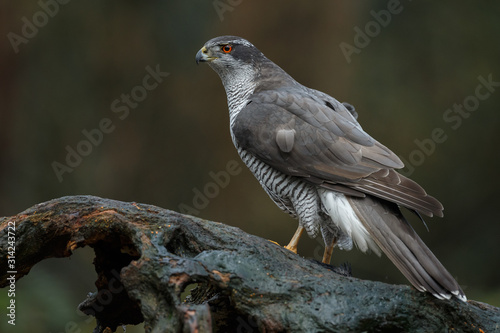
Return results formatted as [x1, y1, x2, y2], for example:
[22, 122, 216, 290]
[234, 144, 322, 238]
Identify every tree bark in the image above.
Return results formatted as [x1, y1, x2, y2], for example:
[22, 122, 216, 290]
[0, 195, 498, 332]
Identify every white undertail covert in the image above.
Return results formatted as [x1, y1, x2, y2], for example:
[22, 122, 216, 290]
[318, 189, 381, 255]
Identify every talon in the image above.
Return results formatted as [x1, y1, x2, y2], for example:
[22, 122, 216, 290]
[284, 244, 298, 254]
[267, 239, 281, 246]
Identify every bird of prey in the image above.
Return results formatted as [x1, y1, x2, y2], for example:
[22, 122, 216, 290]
[196, 35, 466, 302]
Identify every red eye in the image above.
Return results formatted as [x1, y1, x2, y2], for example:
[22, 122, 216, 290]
[221, 45, 232, 53]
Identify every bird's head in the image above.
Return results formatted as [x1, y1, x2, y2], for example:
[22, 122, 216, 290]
[196, 36, 265, 67]
[195, 36, 271, 86]
[196, 35, 294, 96]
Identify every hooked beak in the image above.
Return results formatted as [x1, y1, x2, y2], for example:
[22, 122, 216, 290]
[196, 46, 217, 64]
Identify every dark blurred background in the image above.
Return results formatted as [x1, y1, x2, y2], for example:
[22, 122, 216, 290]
[1, 1, 499, 331]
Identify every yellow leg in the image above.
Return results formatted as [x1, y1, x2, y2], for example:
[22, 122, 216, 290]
[322, 239, 336, 264]
[284, 225, 305, 254]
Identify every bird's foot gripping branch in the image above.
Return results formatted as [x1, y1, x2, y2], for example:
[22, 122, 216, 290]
[0, 196, 499, 332]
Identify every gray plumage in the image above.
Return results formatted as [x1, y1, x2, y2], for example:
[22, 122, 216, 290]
[196, 35, 466, 301]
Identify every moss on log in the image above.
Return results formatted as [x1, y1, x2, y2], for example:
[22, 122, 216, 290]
[0, 195, 498, 332]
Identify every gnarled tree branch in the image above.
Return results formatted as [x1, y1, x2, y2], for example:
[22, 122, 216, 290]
[0, 196, 498, 332]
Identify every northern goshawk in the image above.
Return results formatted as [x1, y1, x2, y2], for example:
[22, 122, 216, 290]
[196, 35, 466, 302]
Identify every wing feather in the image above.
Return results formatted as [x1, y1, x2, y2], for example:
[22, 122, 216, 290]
[233, 88, 443, 217]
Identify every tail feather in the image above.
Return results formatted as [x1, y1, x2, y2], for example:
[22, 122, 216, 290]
[345, 194, 466, 302]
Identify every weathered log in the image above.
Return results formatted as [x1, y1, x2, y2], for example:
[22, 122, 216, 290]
[0, 196, 498, 332]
